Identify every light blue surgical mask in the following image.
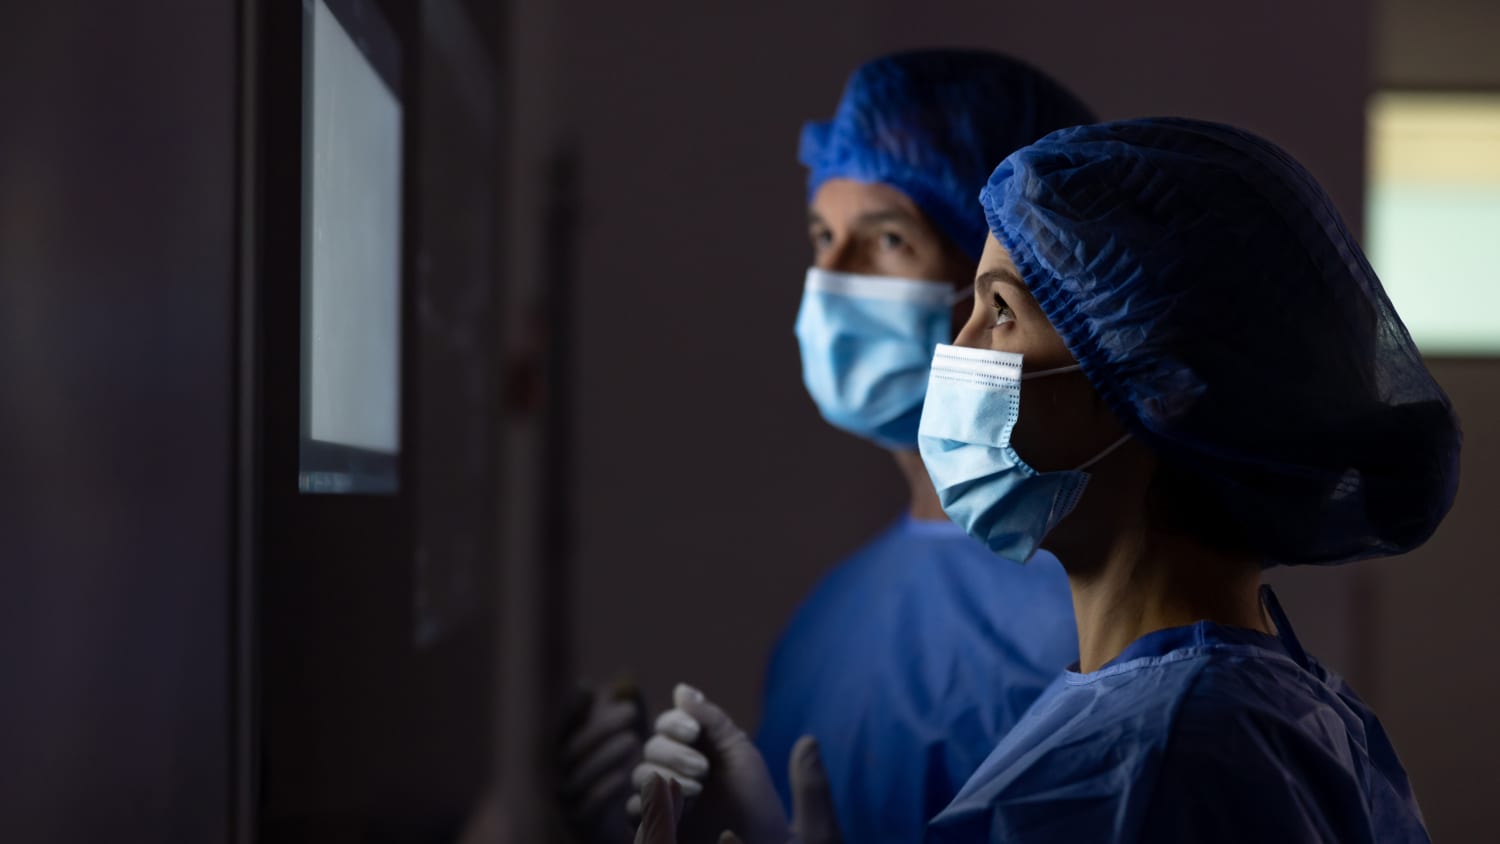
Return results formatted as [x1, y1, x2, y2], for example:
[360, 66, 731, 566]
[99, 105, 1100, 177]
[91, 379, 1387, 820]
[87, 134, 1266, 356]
[794, 268, 968, 447]
[918, 344, 1130, 561]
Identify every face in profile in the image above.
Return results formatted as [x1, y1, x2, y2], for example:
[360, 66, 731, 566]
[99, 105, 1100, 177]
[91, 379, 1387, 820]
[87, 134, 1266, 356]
[953, 234, 1126, 476]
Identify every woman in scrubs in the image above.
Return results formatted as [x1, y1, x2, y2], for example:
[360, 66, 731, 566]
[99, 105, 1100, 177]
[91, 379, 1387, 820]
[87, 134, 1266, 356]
[632, 117, 1459, 844]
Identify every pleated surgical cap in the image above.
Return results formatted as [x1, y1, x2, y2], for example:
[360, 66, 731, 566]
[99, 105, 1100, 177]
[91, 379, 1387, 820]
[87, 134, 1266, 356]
[981, 117, 1462, 565]
[800, 50, 1096, 260]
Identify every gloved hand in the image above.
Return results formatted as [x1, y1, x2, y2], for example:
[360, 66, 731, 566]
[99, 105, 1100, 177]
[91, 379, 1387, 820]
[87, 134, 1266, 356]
[784, 736, 841, 844]
[557, 680, 650, 844]
[626, 684, 844, 844]
[633, 774, 685, 844]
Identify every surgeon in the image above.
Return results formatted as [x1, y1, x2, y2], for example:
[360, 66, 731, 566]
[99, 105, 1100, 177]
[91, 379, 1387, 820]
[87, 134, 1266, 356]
[559, 50, 1094, 844]
[628, 117, 1460, 843]
[623, 50, 1094, 842]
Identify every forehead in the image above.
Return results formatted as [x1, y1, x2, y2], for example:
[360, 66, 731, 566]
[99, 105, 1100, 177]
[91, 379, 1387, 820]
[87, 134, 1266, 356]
[809, 178, 923, 222]
[978, 233, 1024, 282]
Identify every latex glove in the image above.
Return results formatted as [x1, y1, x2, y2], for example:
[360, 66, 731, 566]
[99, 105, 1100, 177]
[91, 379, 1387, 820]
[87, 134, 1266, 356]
[629, 723, 843, 844]
[627, 684, 788, 844]
[633, 774, 685, 844]
[558, 680, 649, 844]
[785, 736, 842, 844]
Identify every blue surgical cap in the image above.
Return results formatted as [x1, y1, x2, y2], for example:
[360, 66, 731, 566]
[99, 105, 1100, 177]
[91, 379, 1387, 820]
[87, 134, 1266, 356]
[800, 50, 1096, 261]
[980, 117, 1462, 566]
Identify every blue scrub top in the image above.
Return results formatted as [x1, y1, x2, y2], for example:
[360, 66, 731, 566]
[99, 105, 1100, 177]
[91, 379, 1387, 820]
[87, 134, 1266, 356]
[754, 516, 1078, 843]
[927, 613, 1428, 843]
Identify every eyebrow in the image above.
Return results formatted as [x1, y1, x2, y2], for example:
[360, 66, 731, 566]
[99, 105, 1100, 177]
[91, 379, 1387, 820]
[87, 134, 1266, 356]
[806, 209, 922, 229]
[851, 209, 921, 228]
[975, 268, 1028, 293]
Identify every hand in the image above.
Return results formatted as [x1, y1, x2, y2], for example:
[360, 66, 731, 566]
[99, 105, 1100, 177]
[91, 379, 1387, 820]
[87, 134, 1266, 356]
[558, 681, 649, 844]
[626, 686, 844, 844]
[628, 684, 788, 844]
[633, 774, 686, 844]
[785, 736, 841, 844]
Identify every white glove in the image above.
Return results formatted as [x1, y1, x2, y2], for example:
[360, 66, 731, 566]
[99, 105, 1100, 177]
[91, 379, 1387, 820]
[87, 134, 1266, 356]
[627, 684, 788, 844]
[558, 682, 648, 844]
[711, 738, 843, 844]
[625, 684, 844, 844]
[633, 773, 686, 844]
[785, 735, 841, 844]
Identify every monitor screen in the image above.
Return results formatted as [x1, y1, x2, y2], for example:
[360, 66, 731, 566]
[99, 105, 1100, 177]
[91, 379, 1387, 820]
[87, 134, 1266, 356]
[299, 0, 403, 493]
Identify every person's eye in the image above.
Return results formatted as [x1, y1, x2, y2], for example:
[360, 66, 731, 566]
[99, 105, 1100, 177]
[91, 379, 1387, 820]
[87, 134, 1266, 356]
[810, 228, 834, 250]
[992, 291, 1016, 326]
[878, 231, 906, 251]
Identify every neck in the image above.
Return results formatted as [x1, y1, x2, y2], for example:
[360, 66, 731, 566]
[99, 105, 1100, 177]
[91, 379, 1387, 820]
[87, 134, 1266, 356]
[1064, 525, 1269, 672]
[891, 449, 949, 522]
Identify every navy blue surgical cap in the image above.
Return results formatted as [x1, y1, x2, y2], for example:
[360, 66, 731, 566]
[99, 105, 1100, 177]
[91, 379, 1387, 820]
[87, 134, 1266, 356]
[981, 117, 1462, 566]
[800, 50, 1096, 261]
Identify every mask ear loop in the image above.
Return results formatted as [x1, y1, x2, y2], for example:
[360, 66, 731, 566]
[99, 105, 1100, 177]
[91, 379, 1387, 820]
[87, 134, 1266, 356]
[946, 286, 973, 307]
[1015, 362, 1126, 470]
[1022, 363, 1083, 380]
[1077, 433, 1133, 472]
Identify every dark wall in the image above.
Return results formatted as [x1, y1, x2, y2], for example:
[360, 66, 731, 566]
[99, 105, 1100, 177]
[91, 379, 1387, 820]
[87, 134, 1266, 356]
[0, 2, 237, 841]
[1379, 0, 1500, 87]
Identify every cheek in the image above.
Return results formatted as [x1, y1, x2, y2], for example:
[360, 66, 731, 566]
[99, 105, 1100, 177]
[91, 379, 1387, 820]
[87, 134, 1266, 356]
[1015, 308, 1073, 366]
[1010, 379, 1117, 472]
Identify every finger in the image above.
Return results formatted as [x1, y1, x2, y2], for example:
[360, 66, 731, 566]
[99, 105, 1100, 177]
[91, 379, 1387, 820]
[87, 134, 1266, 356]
[615, 680, 652, 737]
[789, 736, 843, 844]
[626, 793, 642, 818]
[607, 676, 642, 704]
[564, 731, 642, 795]
[576, 768, 632, 820]
[631, 762, 704, 797]
[718, 832, 745, 844]
[672, 683, 705, 709]
[642, 734, 709, 778]
[565, 698, 641, 763]
[673, 688, 744, 747]
[633, 775, 683, 844]
[557, 685, 596, 740]
[654, 708, 701, 744]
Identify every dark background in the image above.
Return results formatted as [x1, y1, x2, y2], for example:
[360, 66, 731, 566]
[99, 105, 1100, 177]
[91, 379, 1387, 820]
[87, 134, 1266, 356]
[2, 0, 1497, 841]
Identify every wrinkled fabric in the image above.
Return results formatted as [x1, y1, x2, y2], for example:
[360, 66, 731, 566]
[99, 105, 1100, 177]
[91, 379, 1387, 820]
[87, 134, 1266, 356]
[755, 517, 1077, 843]
[918, 345, 1096, 561]
[801, 50, 1095, 260]
[927, 613, 1428, 843]
[795, 268, 965, 446]
[978, 117, 1462, 565]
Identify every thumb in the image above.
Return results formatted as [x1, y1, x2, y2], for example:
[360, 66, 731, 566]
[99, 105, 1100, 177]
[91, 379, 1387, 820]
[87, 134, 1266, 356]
[673, 683, 744, 747]
[789, 736, 842, 844]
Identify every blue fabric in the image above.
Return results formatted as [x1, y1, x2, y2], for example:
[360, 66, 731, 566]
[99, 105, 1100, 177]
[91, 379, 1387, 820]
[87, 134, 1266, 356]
[801, 50, 1095, 261]
[927, 618, 1428, 843]
[918, 345, 1092, 562]
[755, 517, 1078, 843]
[980, 117, 1462, 565]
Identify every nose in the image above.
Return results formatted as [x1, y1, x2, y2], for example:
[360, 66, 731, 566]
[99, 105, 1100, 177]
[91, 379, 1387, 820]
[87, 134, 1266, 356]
[952, 308, 984, 349]
[815, 235, 875, 275]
